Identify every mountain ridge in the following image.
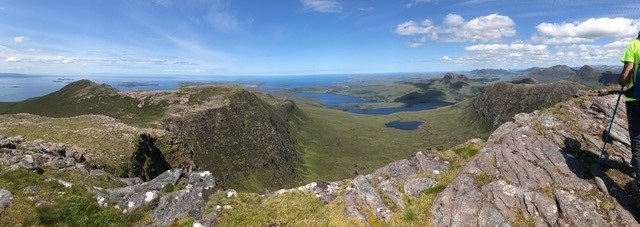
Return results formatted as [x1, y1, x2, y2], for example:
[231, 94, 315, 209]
[0, 80, 302, 191]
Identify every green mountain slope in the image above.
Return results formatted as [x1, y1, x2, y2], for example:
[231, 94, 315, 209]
[0, 80, 302, 192]
[0, 80, 166, 127]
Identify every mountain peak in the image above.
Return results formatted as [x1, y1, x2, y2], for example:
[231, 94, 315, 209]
[440, 72, 470, 84]
[61, 79, 119, 100]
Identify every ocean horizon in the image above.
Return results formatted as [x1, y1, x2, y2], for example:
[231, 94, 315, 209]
[0, 72, 440, 102]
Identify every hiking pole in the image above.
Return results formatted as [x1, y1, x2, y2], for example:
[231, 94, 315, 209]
[597, 86, 624, 168]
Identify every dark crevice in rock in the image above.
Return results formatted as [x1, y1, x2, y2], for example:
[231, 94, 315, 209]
[126, 133, 171, 181]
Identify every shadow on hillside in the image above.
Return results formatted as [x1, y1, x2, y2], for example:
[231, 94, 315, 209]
[562, 137, 640, 221]
[394, 91, 445, 105]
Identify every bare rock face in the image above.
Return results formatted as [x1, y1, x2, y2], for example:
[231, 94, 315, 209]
[334, 147, 455, 224]
[94, 169, 183, 212]
[432, 90, 639, 226]
[0, 189, 12, 213]
[152, 171, 216, 226]
[352, 175, 391, 222]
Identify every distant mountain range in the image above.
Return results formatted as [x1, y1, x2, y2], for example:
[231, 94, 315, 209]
[467, 64, 621, 88]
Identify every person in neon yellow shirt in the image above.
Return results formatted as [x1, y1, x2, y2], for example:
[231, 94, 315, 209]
[620, 31, 640, 187]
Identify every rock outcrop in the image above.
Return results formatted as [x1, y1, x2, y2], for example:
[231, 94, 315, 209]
[432, 89, 639, 226]
[472, 80, 584, 129]
[0, 189, 11, 213]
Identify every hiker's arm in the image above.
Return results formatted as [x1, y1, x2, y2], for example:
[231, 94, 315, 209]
[620, 61, 634, 87]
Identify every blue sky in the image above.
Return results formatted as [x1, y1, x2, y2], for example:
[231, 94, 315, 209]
[1, 0, 640, 76]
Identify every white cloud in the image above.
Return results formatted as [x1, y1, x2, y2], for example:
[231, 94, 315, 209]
[533, 17, 640, 44]
[5, 57, 21, 62]
[32, 56, 74, 63]
[454, 42, 551, 66]
[301, 0, 343, 13]
[453, 38, 628, 68]
[450, 14, 515, 42]
[443, 14, 464, 26]
[442, 56, 451, 61]
[555, 43, 622, 59]
[465, 43, 547, 54]
[395, 13, 516, 45]
[13, 36, 28, 43]
[395, 19, 434, 35]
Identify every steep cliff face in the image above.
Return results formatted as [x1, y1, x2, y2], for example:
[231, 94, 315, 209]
[432, 89, 638, 226]
[472, 80, 584, 129]
[160, 89, 299, 191]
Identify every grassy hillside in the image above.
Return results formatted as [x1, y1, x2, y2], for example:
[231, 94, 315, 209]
[0, 114, 178, 177]
[291, 99, 491, 183]
[0, 80, 166, 127]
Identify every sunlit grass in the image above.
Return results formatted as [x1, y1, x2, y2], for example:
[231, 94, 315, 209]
[0, 167, 130, 226]
[292, 99, 491, 184]
[210, 190, 363, 226]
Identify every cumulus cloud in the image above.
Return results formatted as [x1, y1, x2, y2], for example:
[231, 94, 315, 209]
[533, 17, 640, 44]
[453, 38, 628, 68]
[443, 42, 551, 67]
[396, 13, 516, 47]
[301, 0, 343, 13]
[555, 43, 623, 60]
[395, 19, 434, 35]
[449, 14, 515, 42]
[444, 14, 464, 26]
[13, 36, 28, 43]
[5, 57, 21, 62]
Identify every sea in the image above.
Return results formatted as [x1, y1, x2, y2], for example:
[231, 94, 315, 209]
[0, 73, 449, 129]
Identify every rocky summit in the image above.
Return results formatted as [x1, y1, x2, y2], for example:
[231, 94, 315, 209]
[434, 89, 640, 226]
